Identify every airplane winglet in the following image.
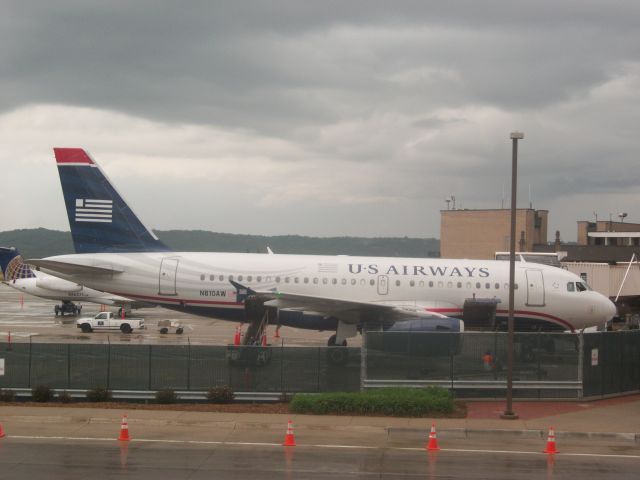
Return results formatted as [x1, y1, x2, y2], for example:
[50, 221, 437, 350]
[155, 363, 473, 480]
[53, 148, 95, 165]
[267, 247, 274, 255]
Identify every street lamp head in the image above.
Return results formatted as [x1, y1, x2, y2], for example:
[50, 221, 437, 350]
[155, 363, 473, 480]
[510, 131, 524, 140]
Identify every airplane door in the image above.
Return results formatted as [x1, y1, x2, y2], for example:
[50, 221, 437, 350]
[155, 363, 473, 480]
[525, 269, 545, 306]
[377, 275, 389, 295]
[159, 258, 179, 296]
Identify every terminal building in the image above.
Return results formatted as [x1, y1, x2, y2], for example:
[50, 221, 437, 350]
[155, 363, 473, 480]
[439, 206, 640, 321]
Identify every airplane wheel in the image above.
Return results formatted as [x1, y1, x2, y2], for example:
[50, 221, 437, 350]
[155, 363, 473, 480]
[327, 334, 347, 347]
[327, 347, 349, 365]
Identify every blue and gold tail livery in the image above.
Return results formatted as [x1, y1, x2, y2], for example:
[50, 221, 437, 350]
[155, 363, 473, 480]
[54, 148, 170, 253]
[0, 247, 36, 282]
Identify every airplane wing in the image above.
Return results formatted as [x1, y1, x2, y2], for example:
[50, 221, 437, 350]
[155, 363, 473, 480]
[230, 280, 452, 323]
[27, 259, 123, 276]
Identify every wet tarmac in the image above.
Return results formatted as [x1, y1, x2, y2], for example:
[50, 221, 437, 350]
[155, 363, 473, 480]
[0, 284, 359, 347]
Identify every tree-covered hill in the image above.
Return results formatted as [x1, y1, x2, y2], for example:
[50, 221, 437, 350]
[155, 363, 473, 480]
[0, 228, 440, 259]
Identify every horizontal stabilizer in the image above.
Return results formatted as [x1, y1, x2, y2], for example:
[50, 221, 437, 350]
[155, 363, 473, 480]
[27, 259, 123, 276]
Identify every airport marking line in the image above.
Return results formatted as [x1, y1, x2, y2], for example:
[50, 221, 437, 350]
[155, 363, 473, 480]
[6, 435, 640, 459]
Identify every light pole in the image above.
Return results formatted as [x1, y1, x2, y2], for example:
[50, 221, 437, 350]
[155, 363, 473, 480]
[501, 131, 523, 420]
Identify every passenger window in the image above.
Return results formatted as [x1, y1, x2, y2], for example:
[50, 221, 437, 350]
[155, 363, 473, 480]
[457, 282, 462, 288]
[351, 279, 356, 285]
[567, 282, 575, 292]
[322, 278, 328, 285]
[429, 281, 434, 287]
[209, 275, 215, 281]
[229, 275, 234, 281]
[247, 276, 252, 282]
[395, 280, 401, 287]
[495, 283, 500, 289]
[419, 281, 424, 287]
[219, 275, 225, 281]
[476, 282, 481, 289]
[438, 281, 443, 288]
[275, 276, 280, 283]
[295, 277, 300, 283]
[341, 278, 347, 285]
[238, 275, 243, 282]
[313, 278, 318, 284]
[447, 282, 453, 288]
[332, 278, 337, 285]
[257, 276, 262, 282]
[360, 279, 366, 286]
[304, 277, 309, 284]
[485, 283, 490, 289]
[370, 279, 375, 286]
[200, 274, 205, 281]
[285, 277, 290, 283]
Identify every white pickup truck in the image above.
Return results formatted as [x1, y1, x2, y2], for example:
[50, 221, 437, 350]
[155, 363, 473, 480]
[77, 312, 145, 334]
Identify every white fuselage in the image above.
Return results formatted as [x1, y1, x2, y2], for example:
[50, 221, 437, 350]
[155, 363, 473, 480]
[3, 271, 130, 306]
[40, 252, 616, 331]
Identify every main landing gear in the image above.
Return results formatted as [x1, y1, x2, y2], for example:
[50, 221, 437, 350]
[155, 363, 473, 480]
[326, 321, 356, 365]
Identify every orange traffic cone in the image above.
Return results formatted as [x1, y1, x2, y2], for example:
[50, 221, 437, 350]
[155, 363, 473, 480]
[543, 427, 558, 454]
[283, 420, 296, 446]
[426, 423, 440, 451]
[0, 422, 6, 438]
[233, 326, 241, 346]
[118, 414, 131, 441]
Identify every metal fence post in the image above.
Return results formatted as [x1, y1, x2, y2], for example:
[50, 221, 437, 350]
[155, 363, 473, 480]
[28, 338, 32, 388]
[578, 332, 584, 399]
[360, 330, 367, 392]
[187, 340, 191, 390]
[107, 337, 111, 389]
[148, 345, 152, 391]
[67, 343, 71, 389]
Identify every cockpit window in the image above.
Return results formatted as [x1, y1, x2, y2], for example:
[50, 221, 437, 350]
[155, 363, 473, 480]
[567, 282, 575, 292]
[576, 282, 590, 292]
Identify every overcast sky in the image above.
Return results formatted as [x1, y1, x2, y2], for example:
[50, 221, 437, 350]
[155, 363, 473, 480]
[2, 1, 639, 241]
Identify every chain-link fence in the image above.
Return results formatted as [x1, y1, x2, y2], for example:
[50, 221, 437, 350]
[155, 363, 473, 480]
[0, 331, 637, 398]
[0, 342, 361, 393]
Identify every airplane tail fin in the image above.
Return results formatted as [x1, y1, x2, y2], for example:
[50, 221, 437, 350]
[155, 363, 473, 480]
[0, 247, 36, 282]
[54, 148, 171, 253]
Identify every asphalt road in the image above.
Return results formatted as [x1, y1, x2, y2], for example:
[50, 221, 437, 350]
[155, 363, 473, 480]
[0, 437, 638, 479]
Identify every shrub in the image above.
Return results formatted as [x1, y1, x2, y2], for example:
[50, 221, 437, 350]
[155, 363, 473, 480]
[0, 389, 16, 402]
[289, 387, 454, 417]
[57, 391, 73, 404]
[32, 385, 54, 403]
[86, 386, 112, 403]
[206, 386, 234, 404]
[155, 389, 178, 404]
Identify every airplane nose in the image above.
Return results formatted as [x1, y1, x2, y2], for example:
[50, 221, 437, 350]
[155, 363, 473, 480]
[603, 297, 617, 321]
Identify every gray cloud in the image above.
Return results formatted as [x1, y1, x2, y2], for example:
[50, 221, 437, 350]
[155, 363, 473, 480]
[1, 1, 639, 240]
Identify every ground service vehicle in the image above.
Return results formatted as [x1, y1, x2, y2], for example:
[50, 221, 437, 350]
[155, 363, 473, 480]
[76, 312, 145, 333]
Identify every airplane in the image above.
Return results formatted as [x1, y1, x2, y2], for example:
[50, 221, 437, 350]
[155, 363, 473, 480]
[29, 148, 616, 347]
[0, 246, 139, 316]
